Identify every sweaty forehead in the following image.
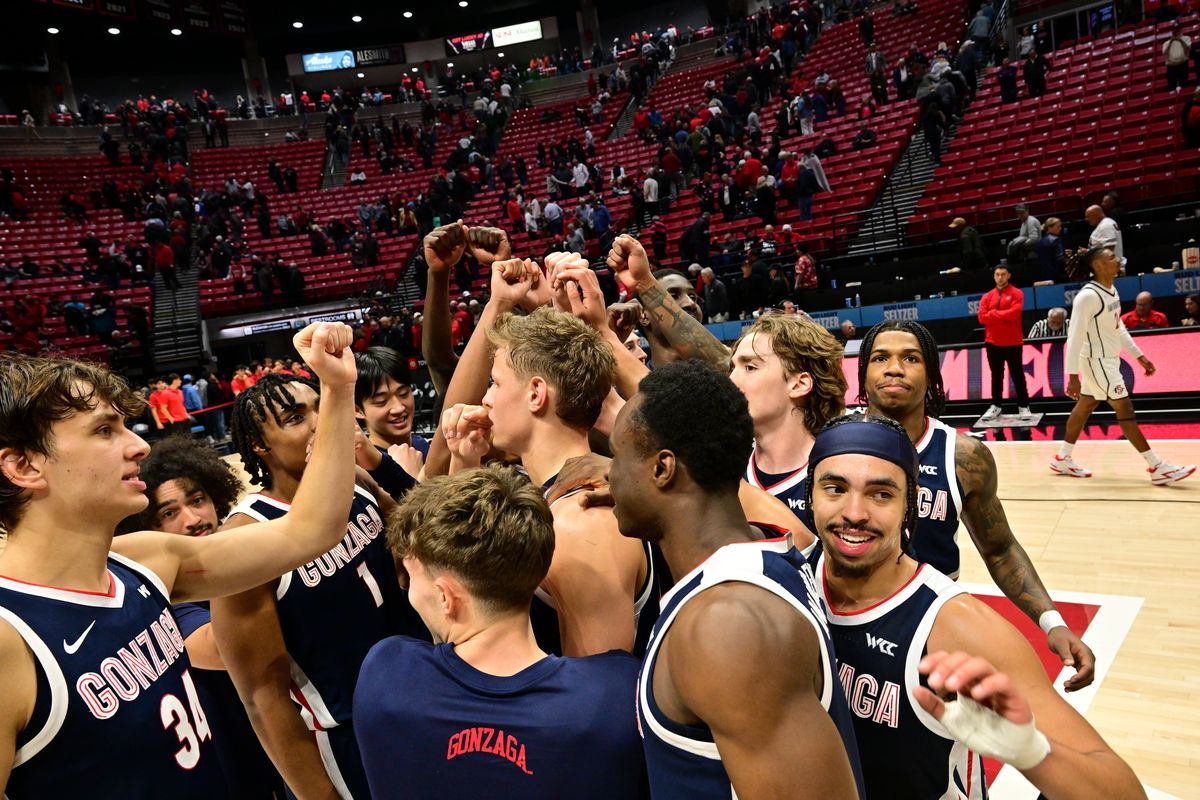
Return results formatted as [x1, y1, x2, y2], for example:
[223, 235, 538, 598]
[872, 331, 921, 354]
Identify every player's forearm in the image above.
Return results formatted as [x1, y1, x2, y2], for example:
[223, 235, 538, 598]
[183, 624, 225, 671]
[634, 280, 730, 372]
[242, 684, 341, 800]
[601, 327, 649, 399]
[425, 299, 512, 477]
[982, 541, 1057, 621]
[285, 382, 356, 552]
[1021, 743, 1145, 800]
[421, 269, 458, 394]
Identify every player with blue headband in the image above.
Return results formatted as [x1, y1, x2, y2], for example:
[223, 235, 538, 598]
[807, 413, 1143, 800]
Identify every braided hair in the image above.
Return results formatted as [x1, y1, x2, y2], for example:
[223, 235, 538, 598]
[230, 373, 316, 489]
[803, 413, 919, 559]
[1064, 245, 1106, 282]
[856, 320, 946, 417]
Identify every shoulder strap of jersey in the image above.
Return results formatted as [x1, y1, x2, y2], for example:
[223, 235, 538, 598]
[106, 552, 172, 607]
[904, 571, 969, 738]
[228, 492, 290, 522]
[0, 606, 69, 767]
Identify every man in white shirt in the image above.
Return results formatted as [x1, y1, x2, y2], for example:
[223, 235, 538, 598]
[643, 170, 660, 215]
[1008, 203, 1041, 260]
[1085, 205, 1124, 269]
[1163, 23, 1192, 92]
[573, 160, 590, 191]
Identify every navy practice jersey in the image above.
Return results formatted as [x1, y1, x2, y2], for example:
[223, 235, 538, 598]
[354, 638, 647, 799]
[531, 481, 660, 657]
[638, 536, 865, 799]
[228, 485, 424, 730]
[744, 447, 809, 514]
[172, 602, 283, 799]
[818, 557, 986, 799]
[911, 417, 966, 578]
[0, 553, 224, 799]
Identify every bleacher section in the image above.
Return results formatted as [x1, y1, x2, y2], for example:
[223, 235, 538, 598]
[628, 0, 965, 268]
[908, 18, 1200, 240]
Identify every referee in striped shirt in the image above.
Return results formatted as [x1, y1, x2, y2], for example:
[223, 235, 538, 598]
[1028, 307, 1069, 339]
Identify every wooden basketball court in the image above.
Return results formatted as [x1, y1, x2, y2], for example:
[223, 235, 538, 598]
[957, 437, 1200, 799]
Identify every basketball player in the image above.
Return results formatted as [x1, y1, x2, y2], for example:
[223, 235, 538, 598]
[808, 414, 1145, 799]
[117, 437, 283, 798]
[354, 466, 647, 799]
[212, 372, 423, 799]
[732, 314, 848, 514]
[0, 322, 360, 797]
[858, 320, 1096, 690]
[1051, 246, 1193, 484]
[352, 346, 427, 499]
[608, 360, 864, 799]
[441, 303, 653, 657]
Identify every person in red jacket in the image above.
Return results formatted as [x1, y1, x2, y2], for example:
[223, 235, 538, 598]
[1120, 291, 1169, 330]
[978, 263, 1031, 420]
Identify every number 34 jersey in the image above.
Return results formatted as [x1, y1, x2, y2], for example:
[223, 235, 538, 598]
[0, 552, 224, 799]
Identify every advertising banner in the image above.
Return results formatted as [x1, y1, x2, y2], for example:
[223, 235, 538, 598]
[303, 50, 356, 72]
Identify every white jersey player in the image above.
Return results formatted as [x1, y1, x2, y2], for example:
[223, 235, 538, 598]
[1050, 246, 1193, 484]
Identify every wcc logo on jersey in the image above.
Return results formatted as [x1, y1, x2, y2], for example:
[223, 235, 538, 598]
[866, 633, 898, 656]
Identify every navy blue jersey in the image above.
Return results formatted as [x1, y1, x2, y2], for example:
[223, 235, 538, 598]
[532, 481, 659, 657]
[353, 638, 647, 799]
[744, 447, 809, 514]
[0, 553, 225, 799]
[172, 602, 283, 799]
[818, 557, 986, 799]
[911, 417, 966, 578]
[638, 537, 865, 799]
[367, 433, 430, 502]
[228, 485, 422, 730]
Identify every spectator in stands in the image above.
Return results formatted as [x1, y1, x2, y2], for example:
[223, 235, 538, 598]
[852, 121, 878, 149]
[1008, 204, 1041, 261]
[1036, 217, 1067, 282]
[794, 244, 818, 291]
[544, 197, 565, 236]
[643, 169, 661, 216]
[950, 216, 987, 270]
[998, 57, 1020, 103]
[591, 198, 612, 239]
[1164, 24, 1193, 92]
[755, 177, 777, 225]
[21, 110, 39, 140]
[1121, 291, 1170, 329]
[1028, 307, 1069, 339]
[1100, 191, 1127, 230]
[700, 267, 730, 322]
[921, 99, 946, 164]
[1182, 87, 1200, 147]
[1085, 204, 1125, 268]
[968, 8, 992, 53]
[155, 240, 181, 292]
[1023, 49, 1050, 97]
[680, 213, 712, 267]
[1180, 294, 1199, 326]
[839, 320, 858, 342]
[893, 59, 913, 100]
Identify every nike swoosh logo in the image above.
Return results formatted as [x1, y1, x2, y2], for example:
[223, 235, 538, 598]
[63, 621, 97, 655]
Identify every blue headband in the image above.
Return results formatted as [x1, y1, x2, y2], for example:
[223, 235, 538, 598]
[807, 419, 919, 486]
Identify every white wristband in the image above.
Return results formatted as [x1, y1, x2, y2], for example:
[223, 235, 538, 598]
[1038, 610, 1066, 635]
[939, 696, 1052, 771]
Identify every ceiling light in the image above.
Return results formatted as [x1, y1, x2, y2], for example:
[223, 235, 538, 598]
[446, 62, 454, 68]
[458, 1, 468, 6]
[351, 15, 363, 22]
[107, 27, 120, 35]
[411, 66, 418, 72]
[403, 10, 413, 18]
[47, 27, 60, 34]
[357, 72, 365, 78]
[170, 28, 182, 36]
[497, 51, 505, 58]
[292, 21, 303, 29]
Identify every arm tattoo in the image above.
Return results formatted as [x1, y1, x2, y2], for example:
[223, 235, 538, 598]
[635, 281, 731, 372]
[956, 436, 1057, 621]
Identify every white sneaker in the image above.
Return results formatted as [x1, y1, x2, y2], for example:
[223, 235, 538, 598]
[981, 404, 1002, 421]
[1050, 455, 1092, 478]
[1019, 406, 1033, 419]
[1149, 461, 1196, 485]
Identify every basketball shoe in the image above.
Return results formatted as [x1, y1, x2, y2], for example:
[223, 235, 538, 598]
[1149, 461, 1196, 485]
[1049, 455, 1091, 477]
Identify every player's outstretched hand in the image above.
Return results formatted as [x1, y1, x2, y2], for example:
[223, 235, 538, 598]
[607, 234, 653, 293]
[489, 257, 534, 308]
[388, 443, 425, 481]
[606, 300, 643, 343]
[294, 322, 356, 387]
[545, 452, 611, 505]
[423, 220, 466, 274]
[464, 225, 512, 266]
[353, 427, 383, 470]
[1046, 626, 1095, 691]
[441, 403, 492, 470]
[914, 650, 1050, 771]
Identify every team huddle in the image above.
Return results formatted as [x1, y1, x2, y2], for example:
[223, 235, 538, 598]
[0, 224, 1156, 799]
